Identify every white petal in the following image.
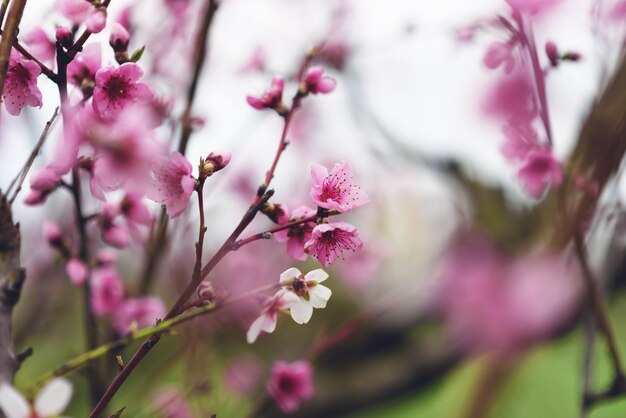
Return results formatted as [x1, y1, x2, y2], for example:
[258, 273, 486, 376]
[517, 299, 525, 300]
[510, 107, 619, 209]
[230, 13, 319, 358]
[0, 384, 30, 418]
[279, 267, 302, 285]
[278, 291, 301, 307]
[289, 301, 313, 324]
[35, 378, 72, 416]
[305, 269, 329, 283]
[247, 315, 266, 344]
[309, 285, 332, 309]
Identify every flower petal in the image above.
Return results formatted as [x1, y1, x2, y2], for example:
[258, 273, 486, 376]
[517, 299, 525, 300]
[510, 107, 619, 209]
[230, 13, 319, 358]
[35, 378, 73, 416]
[0, 384, 30, 418]
[305, 269, 328, 283]
[289, 301, 313, 324]
[309, 285, 332, 309]
[279, 267, 302, 285]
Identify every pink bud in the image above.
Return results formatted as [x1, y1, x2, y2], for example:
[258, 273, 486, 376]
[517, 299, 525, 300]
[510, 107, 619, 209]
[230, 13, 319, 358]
[109, 23, 129, 52]
[66, 258, 88, 285]
[545, 41, 559, 67]
[24, 190, 45, 205]
[86, 8, 107, 34]
[96, 249, 118, 267]
[30, 167, 61, 191]
[43, 221, 63, 247]
[102, 225, 130, 248]
[55, 26, 73, 48]
[205, 151, 231, 172]
[197, 281, 216, 302]
[302, 66, 336, 95]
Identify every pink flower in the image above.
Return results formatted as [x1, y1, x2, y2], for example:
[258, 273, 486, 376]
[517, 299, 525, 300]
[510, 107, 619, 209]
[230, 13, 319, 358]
[66, 258, 88, 285]
[483, 69, 537, 122]
[2, 50, 42, 116]
[500, 120, 541, 161]
[238, 46, 266, 74]
[91, 268, 124, 316]
[246, 75, 284, 111]
[223, 357, 262, 395]
[204, 151, 231, 174]
[267, 360, 315, 414]
[99, 203, 130, 248]
[55, 0, 94, 23]
[506, 0, 561, 15]
[67, 43, 101, 87]
[274, 206, 316, 261]
[304, 222, 363, 267]
[24, 27, 55, 63]
[92, 62, 153, 121]
[517, 149, 563, 198]
[310, 161, 368, 213]
[151, 389, 193, 418]
[148, 152, 196, 219]
[483, 42, 516, 74]
[246, 289, 300, 343]
[302, 66, 336, 94]
[86, 8, 107, 34]
[545, 41, 559, 67]
[109, 23, 130, 52]
[120, 192, 153, 237]
[42, 221, 64, 249]
[25, 167, 62, 205]
[112, 296, 166, 334]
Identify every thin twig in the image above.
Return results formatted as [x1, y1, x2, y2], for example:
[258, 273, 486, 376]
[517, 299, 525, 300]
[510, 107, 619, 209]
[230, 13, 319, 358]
[6, 107, 59, 204]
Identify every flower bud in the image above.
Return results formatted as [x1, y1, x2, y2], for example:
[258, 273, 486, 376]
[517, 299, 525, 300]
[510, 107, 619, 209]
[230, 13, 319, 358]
[197, 281, 216, 303]
[545, 41, 559, 67]
[55, 26, 73, 49]
[109, 23, 129, 52]
[205, 151, 231, 173]
[86, 8, 107, 34]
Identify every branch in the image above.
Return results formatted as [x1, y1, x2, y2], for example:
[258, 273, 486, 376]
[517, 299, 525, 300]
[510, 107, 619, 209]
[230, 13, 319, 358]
[0, 0, 26, 95]
[0, 194, 26, 383]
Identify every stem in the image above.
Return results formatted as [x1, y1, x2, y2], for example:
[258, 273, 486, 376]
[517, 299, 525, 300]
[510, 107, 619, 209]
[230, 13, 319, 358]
[7, 107, 59, 204]
[136, 0, 219, 295]
[573, 232, 625, 382]
[0, 0, 9, 28]
[0, 0, 26, 95]
[231, 214, 319, 250]
[513, 11, 553, 146]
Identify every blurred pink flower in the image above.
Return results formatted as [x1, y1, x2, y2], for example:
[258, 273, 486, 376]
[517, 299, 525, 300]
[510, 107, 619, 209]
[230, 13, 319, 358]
[517, 149, 563, 198]
[66, 258, 88, 285]
[92, 62, 153, 121]
[500, 120, 541, 161]
[506, 0, 561, 15]
[152, 388, 193, 418]
[310, 161, 368, 213]
[86, 8, 107, 34]
[55, 0, 94, 23]
[223, 356, 262, 395]
[302, 66, 336, 94]
[246, 75, 284, 111]
[99, 203, 130, 248]
[239, 46, 266, 74]
[120, 192, 153, 238]
[483, 68, 537, 122]
[2, 50, 42, 116]
[109, 23, 130, 52]
[274, 205, 316, 261]
[304, 221, 363, 267]
[67, 43, 102, 87]
[23, 27, 55, 63]
[112, 296, 166, 334]
[483, 42, 516, 74]
[91, 267, 124, 316]
[148, 151, 196, 218]
[267, 360, 315, 414]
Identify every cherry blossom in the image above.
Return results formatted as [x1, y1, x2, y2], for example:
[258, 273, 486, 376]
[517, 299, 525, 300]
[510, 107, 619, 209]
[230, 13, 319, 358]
[147, 151, 196, 218]
[304, 221, 363, 267]
[517, 149, 563, 198]
[246, 75, 285, 111]
[267, 360, 315, 413]
[55, 0, 94, 24]
[302, 66, 336, 94]
[279, 267, 332, 324]
[483, 42, 516, 74]
[67, 43, 102, 88]
[0, 378, 72, 418]
[112, 296, 166, 335]
[310, 161, 368, 213]
[66, 258, 88, 285]
[91, 267, 124, 316]
[274, 206, 316, 261]
[99, 203, 131, 248]
[92, 62, 153, 121]
[2, 50, 42, 116]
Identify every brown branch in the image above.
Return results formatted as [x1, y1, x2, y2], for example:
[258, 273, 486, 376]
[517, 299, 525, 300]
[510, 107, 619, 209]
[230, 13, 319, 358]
[0, 194, 26, 383]
[0, 0, 26, 96]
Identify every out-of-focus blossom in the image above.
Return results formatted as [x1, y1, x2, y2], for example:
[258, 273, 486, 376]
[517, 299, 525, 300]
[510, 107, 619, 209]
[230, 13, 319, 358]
[310, 161, 368, 213]
[67, 43, 102, 88]
[147, 151, 196, 219]
[43, 221, 64, 249]
[92, 62, 153, 121]
[545, 41, 559, 67]
[152, 388, 193, 418]
[246, 75, 285, 111]
[239, 46, 266, 74]
[99, 203, 130, 248]
[483, 42, 516, 74]
[66, 258, 88, 285]
[500, 121, 541, 161]
[435, 234, 580, 356]
[301, 66, 336, 95]
[2, 50, 42, 116]
[483, 68, 537, 122]
[109, 23, 130, 52]
[24, 28, 55, 63]
[112, 296, 166, 334]
[223, 356, 262, 395]
[86, 8, 107, 34]
[247, 289, 300, 343]
[517, 149, 563, 198]
[24, 167, 61, 205]
[120, 192, 153, 237]
[267, 360, 315, 414]
[0, 378, 73, 418]
[91, 267, 124, 316]
[506, 0, 561, 15]
[304, 221, 363, 267]
[274, 206, 316, 261]
[55, 0, 94, 24]
[279, 267, 332, 324]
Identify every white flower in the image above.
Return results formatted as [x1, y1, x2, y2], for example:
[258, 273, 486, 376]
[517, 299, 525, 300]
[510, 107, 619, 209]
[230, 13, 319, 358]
[246, 289, 300, 344]
[0, 378, 73, 418]
[279, 267, 332, 324]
